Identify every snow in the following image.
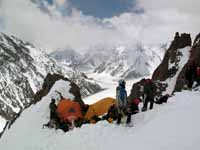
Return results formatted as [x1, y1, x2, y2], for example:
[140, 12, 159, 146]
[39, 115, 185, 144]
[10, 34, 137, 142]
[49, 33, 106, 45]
[84, 73, 143, 104]
[24, 73, 37, 94]
[0, 79, 73, 147]
[163, 46, 190, 95]
[0, 117, 6, 133]
[1, 74, 200, 150]
[0, 94, 21, 114]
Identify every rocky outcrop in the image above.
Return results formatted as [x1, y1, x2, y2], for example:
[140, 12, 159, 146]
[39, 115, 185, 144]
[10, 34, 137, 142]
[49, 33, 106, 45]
[128, 32, 192, 101]
[152, 32, 192, 81]
[174, 33, 200, 91]
[34, 73, 84, 105]
[192, 32, 200, 66]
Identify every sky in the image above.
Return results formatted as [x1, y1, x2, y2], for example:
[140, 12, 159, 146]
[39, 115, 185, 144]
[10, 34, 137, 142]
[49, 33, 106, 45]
[69, 0, 135, 18]
[0, 0, 200, 52]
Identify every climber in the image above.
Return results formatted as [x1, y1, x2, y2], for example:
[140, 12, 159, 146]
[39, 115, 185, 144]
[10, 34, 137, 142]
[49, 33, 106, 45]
[49, 98, 58, 120]
[142, 79, 157, 111]
[196, 66, 200, 85]
[185, 60, 197, 89]
[116, 79, 128, 124]
[43, 98, 58, 129]
[126, 98, 140, 126]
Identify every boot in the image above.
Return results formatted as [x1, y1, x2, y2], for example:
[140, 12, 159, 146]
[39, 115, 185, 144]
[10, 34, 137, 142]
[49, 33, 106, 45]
[142, 107, 147, 112]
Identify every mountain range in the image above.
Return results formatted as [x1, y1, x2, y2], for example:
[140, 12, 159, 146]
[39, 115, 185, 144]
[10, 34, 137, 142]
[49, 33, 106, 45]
[0, 33, 101, 135]
[50, 44, 166, 79]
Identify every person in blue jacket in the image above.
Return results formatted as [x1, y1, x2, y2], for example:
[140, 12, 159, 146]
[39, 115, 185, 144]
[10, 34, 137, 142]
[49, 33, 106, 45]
[116, 79, 128, 124]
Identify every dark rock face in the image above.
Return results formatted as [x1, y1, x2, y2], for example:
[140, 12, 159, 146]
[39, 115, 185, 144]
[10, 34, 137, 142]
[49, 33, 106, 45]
[128, 32, 192, 100]
[34, 73, 84, 105]
[151, 33, 192, 94]
[174, 33, 200, 91]
[192, 33, 200, 66]
[152, 32, 192, 81]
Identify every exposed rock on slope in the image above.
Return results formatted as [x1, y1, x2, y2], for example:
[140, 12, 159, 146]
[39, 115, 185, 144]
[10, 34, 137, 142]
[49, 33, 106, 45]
[174, 32, 200, 91]
[34, 73, 84, 105]
[128, 32, 193, 100]
[152, 32, 192, 81]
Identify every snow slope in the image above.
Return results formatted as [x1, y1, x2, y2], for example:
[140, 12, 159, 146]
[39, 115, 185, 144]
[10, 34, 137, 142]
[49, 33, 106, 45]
[0, 117, 6, 133]
[0, 77, 200, 150]
[83, 73, 143, 104]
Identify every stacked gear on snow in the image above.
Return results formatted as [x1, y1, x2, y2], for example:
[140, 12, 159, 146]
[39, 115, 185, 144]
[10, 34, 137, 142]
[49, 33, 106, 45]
[84, 97, 116, 123]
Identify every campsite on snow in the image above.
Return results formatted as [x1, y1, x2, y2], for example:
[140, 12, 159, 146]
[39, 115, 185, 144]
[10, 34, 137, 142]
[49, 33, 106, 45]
[0, 31, 200, 150]
[1, 0, 200, 149]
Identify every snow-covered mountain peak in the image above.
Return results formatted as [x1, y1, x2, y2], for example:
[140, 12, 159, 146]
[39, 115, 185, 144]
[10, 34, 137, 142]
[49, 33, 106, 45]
[115, 46, 126, 56]
[93, 44, 165, 79]
[51, 43, 166, 79]
[0, 33, 101, 136]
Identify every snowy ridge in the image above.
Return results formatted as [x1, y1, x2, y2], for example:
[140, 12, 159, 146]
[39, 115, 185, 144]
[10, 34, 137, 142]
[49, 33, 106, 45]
[0, 78, 200, 149]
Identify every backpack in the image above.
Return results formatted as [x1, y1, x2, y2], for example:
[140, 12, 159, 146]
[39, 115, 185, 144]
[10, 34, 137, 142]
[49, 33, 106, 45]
[133, 98, 140, 106]
[197, 67, 200, 77]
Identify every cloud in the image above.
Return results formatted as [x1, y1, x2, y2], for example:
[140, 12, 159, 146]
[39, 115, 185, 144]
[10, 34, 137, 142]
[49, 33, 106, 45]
[135, 0, 200, 38]
[56, 0, 66, 6]
[0, 0, 199, 52]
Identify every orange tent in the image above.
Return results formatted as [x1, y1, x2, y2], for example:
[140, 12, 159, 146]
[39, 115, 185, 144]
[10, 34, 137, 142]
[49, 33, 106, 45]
[56, 99, 82, 123]
[84, 97, 116, 121]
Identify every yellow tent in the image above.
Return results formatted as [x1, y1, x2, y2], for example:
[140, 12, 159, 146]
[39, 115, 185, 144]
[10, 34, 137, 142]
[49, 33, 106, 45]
[84, 97, 116, 121]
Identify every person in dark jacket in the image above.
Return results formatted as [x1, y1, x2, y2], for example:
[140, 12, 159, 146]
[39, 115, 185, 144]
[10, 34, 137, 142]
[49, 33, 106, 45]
[103, 104, 118, 123]
[142, 79, 156, 111]
[49, 98, 57, 120]
[185, 60, 197, 89]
